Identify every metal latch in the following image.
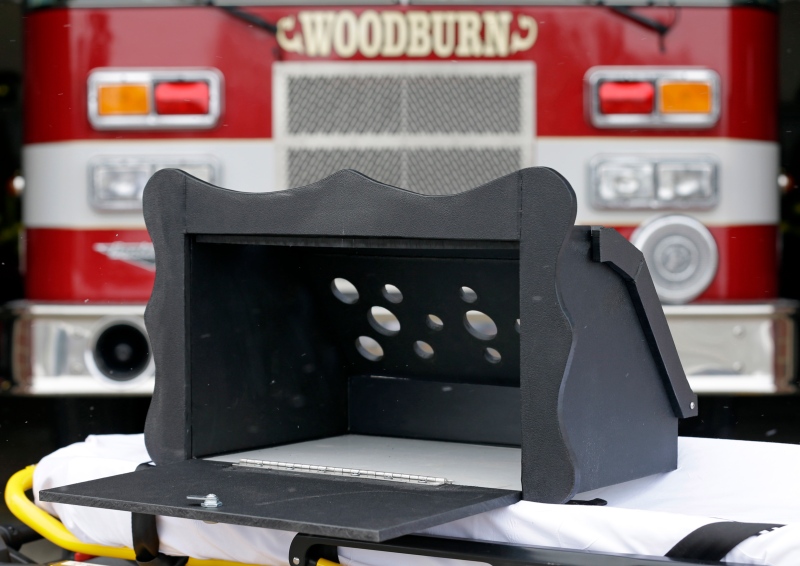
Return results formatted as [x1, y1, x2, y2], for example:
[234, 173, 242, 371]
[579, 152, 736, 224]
[187, 494, 222, 508]
[234, 458, 451, 486]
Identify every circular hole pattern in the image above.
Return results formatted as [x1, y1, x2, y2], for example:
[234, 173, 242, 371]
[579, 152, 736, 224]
[368, 306, 401, 336]
[382, 284, 403, 304]
[426, 314, 444, 331]
[331, 278, 359, 304]
[464, 310, 498, 341]
[485, 347, 502, 364]
[414, 340, 435, 360]
[515, 319, 520, 333]
[356, 336, 384, 361]
[460, 286, 478, 303]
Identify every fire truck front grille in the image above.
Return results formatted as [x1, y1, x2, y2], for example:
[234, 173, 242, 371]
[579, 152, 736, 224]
[289, 149, 404, 188]
[288, 77, 403, 134]
[406, 76, 522, 134]
[287, 75, 523, 135]
[275, 62, 535, 194]
[289, 148, 521, 195]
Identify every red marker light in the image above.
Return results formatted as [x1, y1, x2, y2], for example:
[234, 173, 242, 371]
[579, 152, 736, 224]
[154, 82, 210, 115]
[598, 81, 655, 115]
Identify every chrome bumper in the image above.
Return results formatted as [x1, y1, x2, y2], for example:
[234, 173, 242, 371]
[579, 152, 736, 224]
[1, 301, 795, 396]
[664, 302, 797, 394]
[1, 301, 154, 395]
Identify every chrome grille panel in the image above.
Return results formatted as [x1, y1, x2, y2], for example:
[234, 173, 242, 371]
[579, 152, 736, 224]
[275, 62, 535, 195]
[406, 76, 522, 134]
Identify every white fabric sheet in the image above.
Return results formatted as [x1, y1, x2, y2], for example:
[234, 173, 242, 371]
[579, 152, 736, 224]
[33, 435, 800, 566]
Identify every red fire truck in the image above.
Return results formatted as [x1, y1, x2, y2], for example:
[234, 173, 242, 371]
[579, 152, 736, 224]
[1, 0, 793, 395]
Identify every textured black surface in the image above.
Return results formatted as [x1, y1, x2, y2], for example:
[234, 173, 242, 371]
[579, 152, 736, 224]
[350, 376, 521, 445]
[39, 460, 519, 542]
[591, 226, 698, 419]
[559, 227, 677, 492]
[519, 167, 577, 502]
[131, 166, 693, 513]
[143, 169, 521, 465]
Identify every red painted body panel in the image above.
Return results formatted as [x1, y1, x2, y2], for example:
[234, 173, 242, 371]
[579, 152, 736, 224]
[24, 6, 777, 144]
[25, 229, 154, 302]
[21, 5, 779, 304]
[25, 225, 776, 302]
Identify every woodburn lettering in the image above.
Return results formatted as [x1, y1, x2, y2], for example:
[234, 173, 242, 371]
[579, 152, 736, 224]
[276, 10, 538, 58]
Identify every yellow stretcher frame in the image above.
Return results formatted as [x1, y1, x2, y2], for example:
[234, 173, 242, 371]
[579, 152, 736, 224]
[5, 466, 338, 566]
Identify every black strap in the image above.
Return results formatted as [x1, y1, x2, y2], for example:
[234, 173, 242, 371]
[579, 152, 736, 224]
[132, 463, 189, 566]
[666, 521, 783, 562]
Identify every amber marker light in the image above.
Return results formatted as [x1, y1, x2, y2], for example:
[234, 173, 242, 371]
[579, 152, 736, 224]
[659, 81, 713, 114]
[97, 84, 150, 116]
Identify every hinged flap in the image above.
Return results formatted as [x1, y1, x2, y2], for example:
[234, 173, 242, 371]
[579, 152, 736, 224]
[39, 459, 520, 542]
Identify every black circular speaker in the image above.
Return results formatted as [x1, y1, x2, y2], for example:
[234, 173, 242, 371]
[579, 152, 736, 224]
[92, 323, 151, 381]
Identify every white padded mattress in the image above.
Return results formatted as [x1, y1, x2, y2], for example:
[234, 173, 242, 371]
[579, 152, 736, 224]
[33, 434, 800, 566]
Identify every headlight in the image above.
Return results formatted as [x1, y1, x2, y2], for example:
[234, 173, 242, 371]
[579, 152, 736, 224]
[590, 156, 717, 210]
[91, 162, 151, 210]
[89, 157, 218, 211]
[631, 215, 718, 304]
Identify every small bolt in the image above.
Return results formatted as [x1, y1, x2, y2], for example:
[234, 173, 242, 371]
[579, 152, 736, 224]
[292, 558, 300, 565]
[690, 402, 696, 410]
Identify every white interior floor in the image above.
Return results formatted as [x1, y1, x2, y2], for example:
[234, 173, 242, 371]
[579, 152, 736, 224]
[207, 434, 522, 490]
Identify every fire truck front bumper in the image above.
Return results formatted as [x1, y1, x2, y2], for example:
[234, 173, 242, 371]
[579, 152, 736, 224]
[664, 302, 797, 395]
[0, 301, 795, 396]
[0, 302, 153, 395]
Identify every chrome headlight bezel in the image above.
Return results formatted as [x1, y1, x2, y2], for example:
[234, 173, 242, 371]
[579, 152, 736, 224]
[589, 155, 718, 211]
[88, 156, 219, 211]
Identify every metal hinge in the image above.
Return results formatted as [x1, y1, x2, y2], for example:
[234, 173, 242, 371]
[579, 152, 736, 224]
[234, 458, 451, 486]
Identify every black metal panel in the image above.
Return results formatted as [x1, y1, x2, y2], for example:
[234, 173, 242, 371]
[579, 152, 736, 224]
[143, 169, 523, 466]
[349, 376, 521, 445]
[518, 167, 578, 503]
[591, 226, 698, 419]
[189, 243, 348, 458]
[189, 241, 521, 457]
[289, 533, 754, 566]
[559, 227, 677, 492]
[39, 460, 520, 543]
[132, 166, 695, 509]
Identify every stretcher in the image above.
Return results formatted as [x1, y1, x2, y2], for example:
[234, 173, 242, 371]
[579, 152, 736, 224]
[4, 433, 800, 566]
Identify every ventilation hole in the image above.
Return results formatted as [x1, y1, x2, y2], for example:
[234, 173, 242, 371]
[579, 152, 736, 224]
[331, 278, 359, 304]
[356, 336, 383, 361]
[414, 340, 434, 360]
[464, 310, 498, 340]
[485, 347, 501, 364]
[382, 284, 403, 304]
[368, 306, 400, 336]
[460, 286, 478, 303]
[515, 319, 520, 333]
[426, 314, 444, 331]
